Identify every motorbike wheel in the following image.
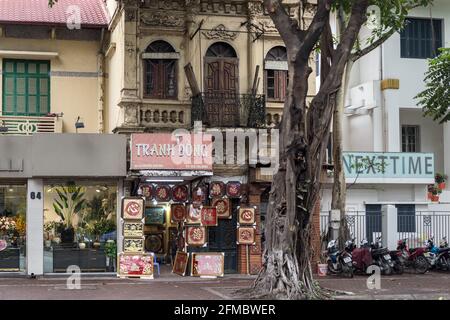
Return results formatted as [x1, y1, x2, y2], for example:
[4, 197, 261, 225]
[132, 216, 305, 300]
[383, 262, 393, 275]
[393, 261, 404, 274]
[327, 260, 337, 275]
[342, 264, 354, 278]
[414, 256, 429, 274]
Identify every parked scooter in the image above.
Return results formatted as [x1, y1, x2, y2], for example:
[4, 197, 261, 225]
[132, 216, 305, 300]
[346, 238, 374, 274]
[389, 238, 428, 274]
[370, 236, 395, 275]
[326, 239, 353, 278]
[424, 236, 450, 271]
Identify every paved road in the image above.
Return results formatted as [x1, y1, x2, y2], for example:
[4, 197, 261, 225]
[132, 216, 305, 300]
[1, 268, 450, 300]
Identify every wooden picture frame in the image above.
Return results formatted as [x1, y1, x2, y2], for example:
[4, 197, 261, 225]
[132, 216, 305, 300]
[155, 185, 171, 202]
[212, 197, 231, 219]
[145, 233, 164, 253]
[122, 197, 145, 220]
[185, 204, 202, 225]
[123, 221, 144, 237]
[171, 203, 187, 223]
[201, 206, 218, 227]
[145, 206, 165, 225]
[191, 252, 225, 277]
[186, 226, 207, 246]
[139, 184, 153, 200]
[172, 251, 189, 276]
[209, 181, 225, 197]
[118, 253, 154, 279]
[237, 226, 256, 245]
[172, 185, 189, 202]
[226, 181, 241, 198]
[123, 238, 145, 253]
[238, 207, 256, 225]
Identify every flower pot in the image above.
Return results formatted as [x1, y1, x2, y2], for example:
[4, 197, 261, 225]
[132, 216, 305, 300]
[78, 242, 86, 249]
[317, 263, 328, 277]
[431, 194, 440, 202]
[439, 182, 446, 190]
[428, 192, 433, 200]
[60, 228, 75, 244]
[93, 242, 101, 249]
[45, 240, 52, 248]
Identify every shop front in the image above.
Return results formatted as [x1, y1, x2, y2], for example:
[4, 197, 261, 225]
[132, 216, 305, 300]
[0, 134, 126, 276]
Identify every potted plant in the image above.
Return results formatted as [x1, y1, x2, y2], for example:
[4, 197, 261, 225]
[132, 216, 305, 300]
[52, 186, 86, 244]
[104, 240, 117, 272]
[435, 173, 447, 190]
[43, 222, 54, 247]
[428, 185, 440, 202]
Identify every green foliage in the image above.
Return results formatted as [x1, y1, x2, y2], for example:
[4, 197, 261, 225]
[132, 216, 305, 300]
[104, 240, 117, 258]
[416, 48, 450, 123]
[347, 154, 388, 174]
[52, 186, 86, 229]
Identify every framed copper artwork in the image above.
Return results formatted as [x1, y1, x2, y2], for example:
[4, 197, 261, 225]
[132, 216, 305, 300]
[237, 227, 256, 245]
[185, 205, 202, 225]
[226, 181, 241, 198]
[118, 253, 154, 279]
[172, 185, 189, 202]
[145, 233, 164, 253]
[140, 184, 153, 200]
[123, 222, 144, 237]
[209, 181, 225, 198]
[155, 185, 171, 202]
[186, 226, 207, 246]
[172, 251, 189, 276]
[191, 252, 225, 277]
[238, 207, 256, 225]
[200, 206, 218, 227]
[170, 203, 186, 223]
[212, 197, 231, 219]
[122, 197, 145, 220]
[123, 238, 145, 253]
[145, 206, 165, 225]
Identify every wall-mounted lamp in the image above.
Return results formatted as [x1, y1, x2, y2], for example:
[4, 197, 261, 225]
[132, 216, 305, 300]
[0, 121, 8, 133]
[75, 116, 85, 133]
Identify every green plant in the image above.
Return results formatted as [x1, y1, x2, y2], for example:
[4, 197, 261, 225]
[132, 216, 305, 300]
[104, 240, 117, 258]
[435, 173, 447, 184]
[52, 186, 86, 230]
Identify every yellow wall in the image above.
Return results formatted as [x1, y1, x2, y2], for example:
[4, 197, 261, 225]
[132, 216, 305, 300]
[0, 38, 102, 133]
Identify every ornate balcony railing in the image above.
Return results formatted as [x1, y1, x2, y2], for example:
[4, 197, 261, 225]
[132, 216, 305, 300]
[191, 92, 266, 128]
[0, 115, 62, 135]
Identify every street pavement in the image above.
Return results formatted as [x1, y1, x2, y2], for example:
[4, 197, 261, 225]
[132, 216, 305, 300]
[1, 265, 450, 300]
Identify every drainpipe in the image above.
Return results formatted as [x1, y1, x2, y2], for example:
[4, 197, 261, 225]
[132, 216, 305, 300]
[380, 42, 387, 152]
[98, 28, 106, 133]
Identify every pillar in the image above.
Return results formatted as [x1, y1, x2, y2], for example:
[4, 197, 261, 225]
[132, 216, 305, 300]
[26, 179, 44, 276]
[381, 204, 398, 250]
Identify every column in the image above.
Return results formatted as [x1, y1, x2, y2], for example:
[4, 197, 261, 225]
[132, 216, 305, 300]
[26, 179, 44, 276]
[381, 204, 398, 250]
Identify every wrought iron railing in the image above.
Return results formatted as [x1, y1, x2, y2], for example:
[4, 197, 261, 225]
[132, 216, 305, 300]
[0, 115, 62, 135]
[191, 92, 266, 128]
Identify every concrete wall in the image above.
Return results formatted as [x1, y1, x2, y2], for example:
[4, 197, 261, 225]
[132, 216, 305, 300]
[0, 38, 103, 133]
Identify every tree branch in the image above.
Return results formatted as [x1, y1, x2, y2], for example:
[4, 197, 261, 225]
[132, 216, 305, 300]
[350, 27, 396, 62]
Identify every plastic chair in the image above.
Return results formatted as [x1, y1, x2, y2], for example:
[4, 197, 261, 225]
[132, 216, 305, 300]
[153, 254, 160, 276]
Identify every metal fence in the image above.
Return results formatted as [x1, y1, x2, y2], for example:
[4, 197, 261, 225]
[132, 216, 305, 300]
[320, 210, 450, 249]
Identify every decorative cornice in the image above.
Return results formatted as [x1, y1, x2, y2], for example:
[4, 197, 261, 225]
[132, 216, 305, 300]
[203, 24, 238, 41]
[140, 11, 185, 28]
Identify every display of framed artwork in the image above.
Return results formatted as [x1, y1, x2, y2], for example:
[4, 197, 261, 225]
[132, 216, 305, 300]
[123, 222, 144, 237]
[200, 206, 218, 227]
[172, 185, 189, 202]
[122, 197, 145, 220]
[191, 252, 225, 277]
[172, 251, 189, 276]
[212, 197, 231, 219]
[209, 181, 225, 197]
[123, 238, 145, 253]
[237, 227, 256, 245]
[118, 253, 154, 279]
[186, 226, 207, 246]
[155, 185, 171, 202]
[140, 184, 153, 199]
[145, 233, 164, 253]
[192, 186, 207, 203]
[185, 205, 202, 225]
[145, 206, 165, 225]
[171, 204, 186, 223]
[226, 181, 241, 198]
[238, 207, 256, 225]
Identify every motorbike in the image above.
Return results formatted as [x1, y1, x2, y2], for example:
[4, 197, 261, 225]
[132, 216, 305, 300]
[424, 236, 450, 271]
[370, 236, 395, 275]
[326, 239, 353, 278]
[346, 238, 374, 274]
[389, 238, 428, 274]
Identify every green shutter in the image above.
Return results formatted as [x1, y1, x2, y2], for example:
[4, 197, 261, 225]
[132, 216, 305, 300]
[2, 59, 50, 116]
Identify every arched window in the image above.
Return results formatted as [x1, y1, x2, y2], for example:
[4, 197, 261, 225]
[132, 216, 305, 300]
[265, 46, 288, 101]
[143, 40, 177, 99]
[205, 42, 237, 58]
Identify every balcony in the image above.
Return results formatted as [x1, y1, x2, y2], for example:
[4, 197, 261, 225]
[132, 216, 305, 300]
[191, 93, 266, 128]
[0, 115, 62, 135]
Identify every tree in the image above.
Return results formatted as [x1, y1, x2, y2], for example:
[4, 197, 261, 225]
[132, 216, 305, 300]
[416, 47, 450, 123]
[329, 1, 430, 249]
[252, 0, 433, 300]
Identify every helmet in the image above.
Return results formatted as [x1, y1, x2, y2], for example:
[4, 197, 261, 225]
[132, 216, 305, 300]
[360, 239, 368, 246]
[345, 240, 353, 248]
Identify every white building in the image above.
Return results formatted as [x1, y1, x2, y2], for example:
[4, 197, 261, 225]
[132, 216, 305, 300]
[320, 0, 450, 246]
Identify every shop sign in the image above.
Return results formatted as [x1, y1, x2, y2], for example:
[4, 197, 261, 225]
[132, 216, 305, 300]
[191, 252, 225, 277]
[172, 251, 189, 276]
[118, 253, 154, 279]
[237, 227, 256, 245]
[131, 133, 213, 171]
